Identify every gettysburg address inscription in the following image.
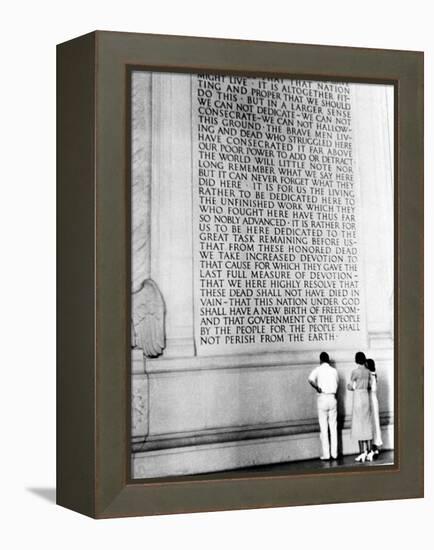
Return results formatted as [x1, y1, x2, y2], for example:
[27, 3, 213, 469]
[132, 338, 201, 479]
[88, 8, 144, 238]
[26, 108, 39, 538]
[192, 75, 367, 355]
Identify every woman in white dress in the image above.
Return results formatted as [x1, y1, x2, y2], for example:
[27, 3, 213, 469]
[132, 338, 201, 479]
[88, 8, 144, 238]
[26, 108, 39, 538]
[366, 358, 383, 455]
[348, 352, 373, 462]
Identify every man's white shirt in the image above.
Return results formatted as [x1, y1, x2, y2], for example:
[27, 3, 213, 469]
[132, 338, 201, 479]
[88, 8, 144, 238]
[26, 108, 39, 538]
[308, 362, 339, 394]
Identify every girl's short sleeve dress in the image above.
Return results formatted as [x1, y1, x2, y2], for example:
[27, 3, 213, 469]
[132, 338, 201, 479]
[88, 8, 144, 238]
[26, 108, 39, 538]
[350, 366, 373, 440]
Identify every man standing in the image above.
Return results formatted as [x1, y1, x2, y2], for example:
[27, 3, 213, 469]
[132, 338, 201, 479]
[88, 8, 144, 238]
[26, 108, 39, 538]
[308, 352, 339, 460]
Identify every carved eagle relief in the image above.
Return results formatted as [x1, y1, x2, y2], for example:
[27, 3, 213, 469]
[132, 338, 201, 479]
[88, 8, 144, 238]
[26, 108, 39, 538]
[132, 279, 166, 357]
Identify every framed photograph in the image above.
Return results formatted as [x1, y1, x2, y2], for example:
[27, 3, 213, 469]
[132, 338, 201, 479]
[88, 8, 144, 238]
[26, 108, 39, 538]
[57, 31, 423, 518]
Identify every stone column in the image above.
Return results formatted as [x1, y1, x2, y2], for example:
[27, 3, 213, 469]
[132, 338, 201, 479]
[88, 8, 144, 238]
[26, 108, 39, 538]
[150, 73, 195, 358]
[352, 83, 394, 346]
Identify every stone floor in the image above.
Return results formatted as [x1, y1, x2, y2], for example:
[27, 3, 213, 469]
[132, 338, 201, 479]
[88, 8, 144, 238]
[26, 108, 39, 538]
[180, 450, 395, 481]
[138, 450, 395, 483]
[235, 449, 395, 475]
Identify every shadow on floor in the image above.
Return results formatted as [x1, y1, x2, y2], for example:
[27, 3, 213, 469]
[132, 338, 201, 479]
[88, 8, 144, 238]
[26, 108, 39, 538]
[27, 487, 56, 504]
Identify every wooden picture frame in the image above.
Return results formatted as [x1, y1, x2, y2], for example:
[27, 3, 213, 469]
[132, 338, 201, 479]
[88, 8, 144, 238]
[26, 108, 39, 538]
[57, 31, 423, 518]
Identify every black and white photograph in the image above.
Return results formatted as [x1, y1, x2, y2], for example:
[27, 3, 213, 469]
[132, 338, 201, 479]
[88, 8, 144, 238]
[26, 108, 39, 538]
[130, 71, 394, 479]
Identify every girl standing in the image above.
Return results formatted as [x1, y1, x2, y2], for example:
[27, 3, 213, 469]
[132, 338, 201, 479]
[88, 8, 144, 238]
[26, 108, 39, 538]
[348, 352, 374, 462]
[367, 358, 383, 455]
